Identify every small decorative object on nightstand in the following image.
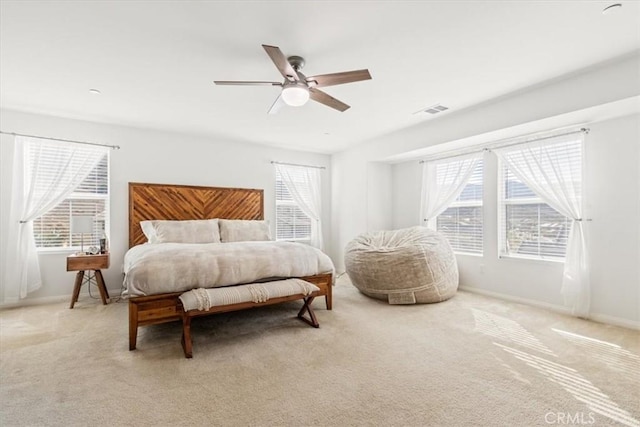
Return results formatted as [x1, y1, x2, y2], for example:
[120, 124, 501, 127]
[66, 253, 110, 309]
[70, 215, 94, 255]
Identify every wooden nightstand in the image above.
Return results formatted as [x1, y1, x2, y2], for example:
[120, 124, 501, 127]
[66, 253, 110, 309]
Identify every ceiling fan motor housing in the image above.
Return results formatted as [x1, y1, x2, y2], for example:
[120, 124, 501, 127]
[287, 55, 305, 71]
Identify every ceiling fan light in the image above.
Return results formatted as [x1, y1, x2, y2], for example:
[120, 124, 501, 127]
[281, 84, 309, 107]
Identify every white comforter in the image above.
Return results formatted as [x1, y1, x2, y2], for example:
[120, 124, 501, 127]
[123, 241, 334, 297]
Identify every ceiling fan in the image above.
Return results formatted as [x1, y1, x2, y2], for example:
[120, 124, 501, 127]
[214, 44, 372, 114]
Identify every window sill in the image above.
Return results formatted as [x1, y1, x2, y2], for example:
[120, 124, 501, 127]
[454, 252, 483, 258]
[276, 238, 311, 244]
[498, 254, 565, 265]
[36, 247, 81, 255]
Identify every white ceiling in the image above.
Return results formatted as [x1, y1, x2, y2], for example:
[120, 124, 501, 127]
[1, 1, 639, 154]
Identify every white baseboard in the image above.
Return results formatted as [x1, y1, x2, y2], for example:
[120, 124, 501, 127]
[0, 287, 124, 309]
[459, 286, 640, 331]
[588, 312, 640, 331]
[459, 285, 572, 314]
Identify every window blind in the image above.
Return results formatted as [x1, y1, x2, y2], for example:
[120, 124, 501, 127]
[435, 160, 484, 254]
[275, 169, 311, 242]
[30, 151, 110, 249]
[499, 140, 581, 260]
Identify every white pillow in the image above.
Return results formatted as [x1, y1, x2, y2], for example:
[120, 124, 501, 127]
[140, 219, 221, 244]
[218, 219, 271, 243]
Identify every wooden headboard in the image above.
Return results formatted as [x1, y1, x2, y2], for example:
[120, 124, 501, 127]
[129, 182, 264, 248]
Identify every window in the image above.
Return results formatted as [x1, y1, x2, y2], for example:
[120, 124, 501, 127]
[29, 147, 110, 249]
[498, 140, 581, 260]
[433, 160, 484, 254]
[275, 168, 311, 243]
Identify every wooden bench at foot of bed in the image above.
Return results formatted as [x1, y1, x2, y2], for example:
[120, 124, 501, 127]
[128, 273, 333, 352]
[180, 279, 321, 358]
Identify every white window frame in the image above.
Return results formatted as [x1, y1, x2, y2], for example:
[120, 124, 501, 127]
[275, 171, 311, 244]
[429, 159, 484, 256]
[497, 160, 570, 262]
[31, 153, 110, 252]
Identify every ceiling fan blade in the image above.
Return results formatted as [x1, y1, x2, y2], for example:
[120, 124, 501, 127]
[214, 81, 282, 86]
[309, 88, 350, 112]
[306, 69, 371, 88]
[268, 93, 285, 115]
[262, 44, 299, 81]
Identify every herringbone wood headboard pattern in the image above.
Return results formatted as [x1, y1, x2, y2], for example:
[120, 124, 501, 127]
[129, 182, 264, 247]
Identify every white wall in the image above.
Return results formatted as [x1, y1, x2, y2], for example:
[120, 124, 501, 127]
[0, 109, 332, 303]
[585, 115, 640, 325]
[392, 114, 640, 327]
[332, 53, 640, 327]
[366, 162, 393, 232]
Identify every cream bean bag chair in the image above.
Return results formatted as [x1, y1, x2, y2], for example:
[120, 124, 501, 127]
[345, 226, 458, 304]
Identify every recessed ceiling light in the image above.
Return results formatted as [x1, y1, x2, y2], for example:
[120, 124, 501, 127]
[89, 88, 101, 95]
[602, 3, 622, 14]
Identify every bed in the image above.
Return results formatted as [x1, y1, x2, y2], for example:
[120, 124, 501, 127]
[125, 182, 334, 351]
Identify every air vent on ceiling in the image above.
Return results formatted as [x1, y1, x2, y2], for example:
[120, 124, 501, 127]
[420, 104, 449, 114]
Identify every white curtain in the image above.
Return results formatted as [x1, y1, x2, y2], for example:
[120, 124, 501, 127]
[494, 133, 589, 317]
[275, 163, 323, 250]
[420, 153, 482, 223]
[2, 136, 108, 303]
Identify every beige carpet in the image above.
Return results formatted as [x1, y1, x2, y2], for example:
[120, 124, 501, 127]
[1, 276, 639, 427]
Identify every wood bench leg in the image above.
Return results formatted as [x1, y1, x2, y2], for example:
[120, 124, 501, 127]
[129, 301, 138, 351]
[181, 314, 193, 359]
[298, 297, 320, 328]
